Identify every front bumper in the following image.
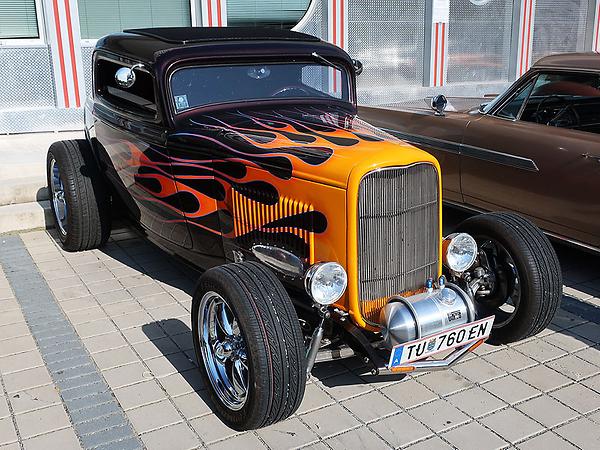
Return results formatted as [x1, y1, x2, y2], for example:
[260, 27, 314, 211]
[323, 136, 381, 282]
[382, 338, 486, 374]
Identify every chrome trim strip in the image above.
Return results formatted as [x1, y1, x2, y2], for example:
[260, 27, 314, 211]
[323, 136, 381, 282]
[381, 127, 539, 172]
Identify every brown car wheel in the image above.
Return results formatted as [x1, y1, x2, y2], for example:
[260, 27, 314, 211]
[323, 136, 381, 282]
[46, 140, 111, 251]
[192, 261, 306, 430]
[456, 212, 562, 344]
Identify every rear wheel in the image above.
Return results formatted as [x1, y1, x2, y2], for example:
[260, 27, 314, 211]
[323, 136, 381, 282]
[455, 212, 562, 344]
[46, 140, 111, 251]
[192, 261, 306, 430]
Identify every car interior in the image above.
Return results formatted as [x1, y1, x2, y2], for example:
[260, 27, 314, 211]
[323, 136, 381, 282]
[500, 72, 600, 133]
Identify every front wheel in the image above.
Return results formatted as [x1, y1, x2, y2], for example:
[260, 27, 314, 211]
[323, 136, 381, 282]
[192, 262, 306, 430]
[455, 212, 562, 344]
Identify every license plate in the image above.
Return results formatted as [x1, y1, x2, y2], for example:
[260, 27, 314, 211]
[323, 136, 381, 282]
[389, 316, 495, 368]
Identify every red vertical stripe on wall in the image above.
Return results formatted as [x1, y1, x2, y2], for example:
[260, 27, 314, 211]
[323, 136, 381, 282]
[52, 0, 69, 108]
[596, 3, 600, 52]
[332, 0, 337, 46]
[207, 0, 213, 26]
[433, 23, 439, 86]
[63, 0, 80, 107]
[440, 23, 446, 86]
[519, 0, 527, 75]
[333, 0, 337, 91]
[524, 0, 533, 72]
[216, 0, 222, 27]
[340, 0, 344, 50]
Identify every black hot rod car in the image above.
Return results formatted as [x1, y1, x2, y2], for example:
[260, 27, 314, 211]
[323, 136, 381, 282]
[46, 27, 561, 430]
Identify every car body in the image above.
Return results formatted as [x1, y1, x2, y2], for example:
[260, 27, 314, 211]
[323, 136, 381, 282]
[85, 26, 444, 330]
[359, 53, 600, 252]
[46, 27, 561, 429]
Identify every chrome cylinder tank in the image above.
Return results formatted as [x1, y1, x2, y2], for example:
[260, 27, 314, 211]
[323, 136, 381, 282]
[380, 284, 476, 348]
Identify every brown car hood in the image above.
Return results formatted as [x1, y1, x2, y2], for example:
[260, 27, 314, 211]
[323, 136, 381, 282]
[380, 97, 484, 115]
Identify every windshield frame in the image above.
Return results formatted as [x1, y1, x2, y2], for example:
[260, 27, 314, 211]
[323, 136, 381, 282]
[166, 58, 354, 117]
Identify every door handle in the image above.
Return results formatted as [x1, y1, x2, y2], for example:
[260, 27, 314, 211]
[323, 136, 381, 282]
[581, 153, 600, 162]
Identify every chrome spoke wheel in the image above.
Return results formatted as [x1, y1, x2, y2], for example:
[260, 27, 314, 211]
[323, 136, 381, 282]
[50, 158, 68, 235]
[198, 291, 249, 411]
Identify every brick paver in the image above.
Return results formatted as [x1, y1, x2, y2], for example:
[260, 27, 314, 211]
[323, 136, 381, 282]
[0, 227, 599, 449]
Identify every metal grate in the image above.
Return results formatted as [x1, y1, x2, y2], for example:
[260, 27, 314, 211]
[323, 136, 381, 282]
[357, 164, 439, 324]
[0, 47, 55, 109]
[347, 0, 426, 105]
[293, 0, 325, 40]
[81, 45, 95, 97]
[447, 0, 513, 84]
[531, 0, 589, 65]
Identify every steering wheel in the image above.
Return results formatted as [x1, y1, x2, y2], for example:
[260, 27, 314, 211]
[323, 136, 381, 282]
[533, 95, 580, 128]
[271, 86, 312, 98]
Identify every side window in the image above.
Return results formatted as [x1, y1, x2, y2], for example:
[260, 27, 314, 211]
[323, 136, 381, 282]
[494, 78, 535, 120]
[94, 57, 157, 118]
[520, 72, 600, 133]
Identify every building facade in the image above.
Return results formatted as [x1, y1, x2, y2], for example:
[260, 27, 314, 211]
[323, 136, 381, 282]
[1, 0, 599, 134]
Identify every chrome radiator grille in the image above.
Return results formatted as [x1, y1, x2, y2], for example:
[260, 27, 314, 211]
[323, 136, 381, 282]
[357, 164, 439, 324]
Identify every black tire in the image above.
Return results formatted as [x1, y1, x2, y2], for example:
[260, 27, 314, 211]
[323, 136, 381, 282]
[192, 261, 306, 430]
[46, 140, 111, 251]
[456, 212, 562, 344]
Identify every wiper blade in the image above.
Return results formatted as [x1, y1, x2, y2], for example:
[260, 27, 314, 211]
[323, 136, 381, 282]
[311, 52, 339, 70]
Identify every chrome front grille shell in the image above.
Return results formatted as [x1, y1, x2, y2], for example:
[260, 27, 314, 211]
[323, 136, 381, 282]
[357, 163, 440, 325]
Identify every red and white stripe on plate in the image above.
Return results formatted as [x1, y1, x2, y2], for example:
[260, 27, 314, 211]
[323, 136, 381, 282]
[431, 22, 447, 87]
[517, 0, 536, 78]
[327, 0, 347, 93]
[201, 0, 227, 27]
[44, 0, 85, 109]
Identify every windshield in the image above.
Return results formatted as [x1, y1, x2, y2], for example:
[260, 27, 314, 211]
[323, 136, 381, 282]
[481, 78, 521, 114]
[170, 62, 351, 112]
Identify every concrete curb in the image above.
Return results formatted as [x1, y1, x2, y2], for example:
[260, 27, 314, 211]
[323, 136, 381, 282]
[0, 200, 53, 234]
[0, 177, 48, 206]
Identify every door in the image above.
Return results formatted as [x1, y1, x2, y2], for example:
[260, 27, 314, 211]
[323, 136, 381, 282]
[461, 70, 600, 247]
[90, 56, 192, 248]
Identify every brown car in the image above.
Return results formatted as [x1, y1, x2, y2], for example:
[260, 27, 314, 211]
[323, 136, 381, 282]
[360, 53, 600, 252]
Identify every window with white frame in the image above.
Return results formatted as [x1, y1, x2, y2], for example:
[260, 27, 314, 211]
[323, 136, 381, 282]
[77, 0, 192, 40]
[0, 0, 40, 39]
[227, 0, 310, 28]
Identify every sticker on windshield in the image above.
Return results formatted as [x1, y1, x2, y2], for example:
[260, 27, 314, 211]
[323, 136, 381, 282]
[174, 94, 189, 111]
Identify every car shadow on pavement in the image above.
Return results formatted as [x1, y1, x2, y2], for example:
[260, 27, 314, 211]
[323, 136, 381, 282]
[142, 317, 407, 396]
[141, 319, 215, 407]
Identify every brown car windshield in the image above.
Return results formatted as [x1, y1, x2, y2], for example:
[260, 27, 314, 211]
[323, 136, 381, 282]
[170, 62, 350, 112]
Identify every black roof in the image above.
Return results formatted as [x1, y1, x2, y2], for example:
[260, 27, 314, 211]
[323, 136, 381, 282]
[95, 27, 353, 70]
[124, 27, 320, 44]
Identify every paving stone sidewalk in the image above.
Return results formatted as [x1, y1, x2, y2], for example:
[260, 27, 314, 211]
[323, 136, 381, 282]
[0, 228, 599, 450]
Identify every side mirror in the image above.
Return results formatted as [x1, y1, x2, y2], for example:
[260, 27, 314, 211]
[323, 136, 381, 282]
[352, 59, 363, 76]
[115, 63, 144, 89]
[430, 94, 448, 116]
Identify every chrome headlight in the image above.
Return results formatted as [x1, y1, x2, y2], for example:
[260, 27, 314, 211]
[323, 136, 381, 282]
[443, 233, 478, 272]
[304, 262, 348, 306]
